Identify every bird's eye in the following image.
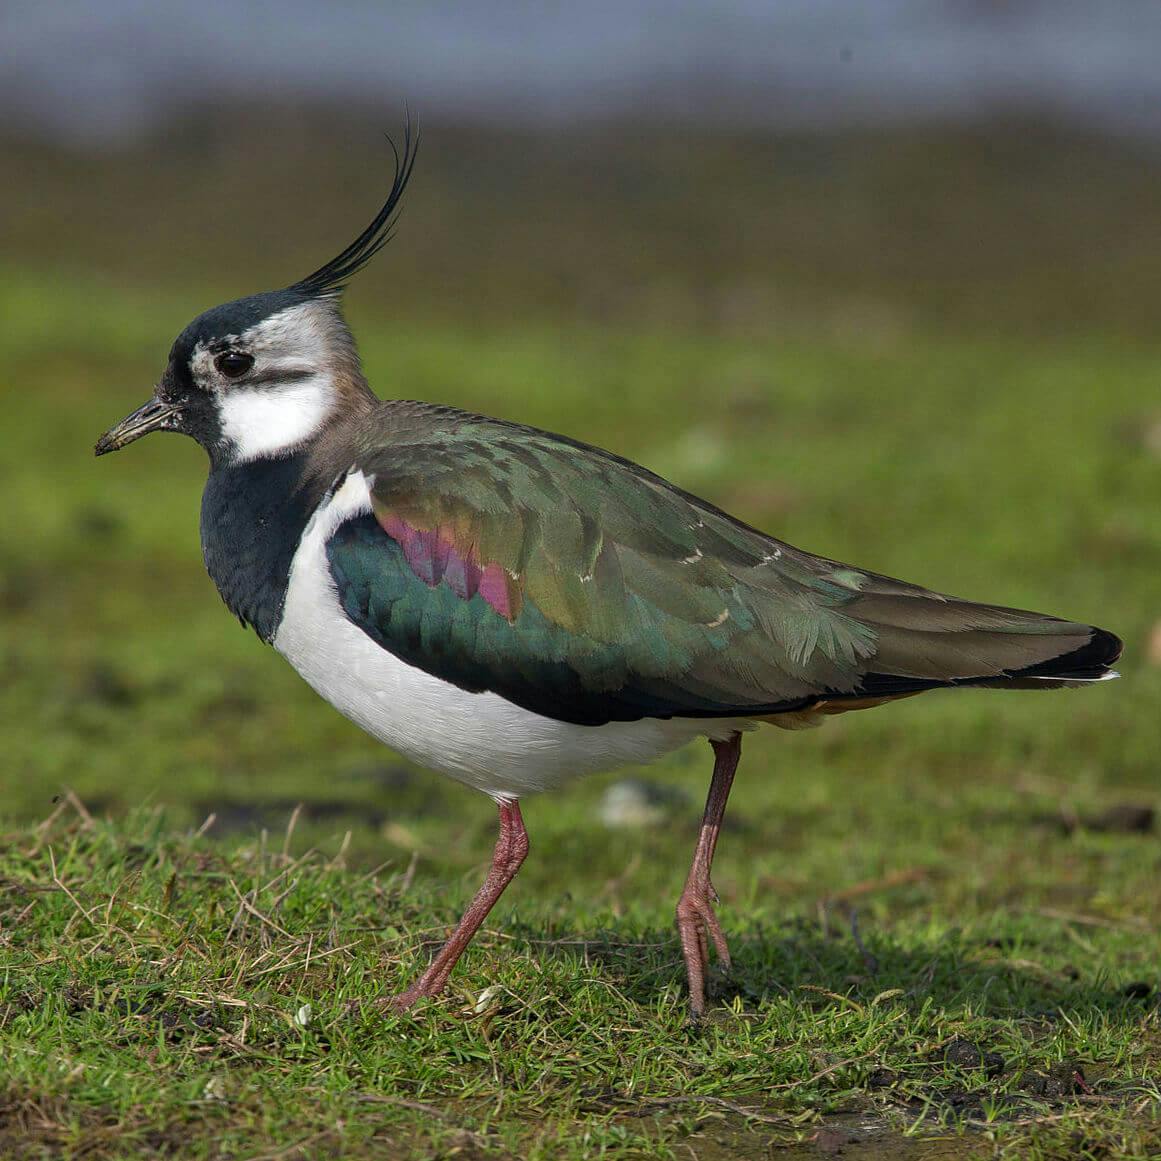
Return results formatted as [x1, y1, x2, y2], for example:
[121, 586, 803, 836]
[214, 351, 254, 379]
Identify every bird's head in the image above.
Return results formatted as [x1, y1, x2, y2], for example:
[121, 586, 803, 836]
[96, 124, 418, 468]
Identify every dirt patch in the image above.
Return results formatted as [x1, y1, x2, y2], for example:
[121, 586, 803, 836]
[43, 982, 225, 1046]
[635, 1106, 977, 1160]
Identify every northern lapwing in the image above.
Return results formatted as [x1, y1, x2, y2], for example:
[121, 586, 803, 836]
[96, 129, 1122, 1017]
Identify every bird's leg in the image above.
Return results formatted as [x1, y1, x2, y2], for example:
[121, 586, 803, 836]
[675, 732, 742, 1018]
[386, 799, 529, 1013]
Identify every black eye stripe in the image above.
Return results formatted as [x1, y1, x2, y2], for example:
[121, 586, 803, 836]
[242, 368, 316, 388]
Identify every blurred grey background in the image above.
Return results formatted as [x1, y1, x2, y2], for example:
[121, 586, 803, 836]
[5, 1, 1161, 143]
[5, 1, 1161, 342]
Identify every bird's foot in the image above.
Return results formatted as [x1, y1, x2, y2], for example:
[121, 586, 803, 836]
[374, 971, 446, 1015]
[341, 975, 441, 1019]
[675, 879, 732, 1019]
[376, 990, 424, 1015]
[349, 993, 420, 1019]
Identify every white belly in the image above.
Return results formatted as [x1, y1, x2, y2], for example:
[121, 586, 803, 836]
[273, 472, 752, 798]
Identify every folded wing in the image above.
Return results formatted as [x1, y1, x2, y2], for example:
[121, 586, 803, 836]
[325, 417, 1121, 727]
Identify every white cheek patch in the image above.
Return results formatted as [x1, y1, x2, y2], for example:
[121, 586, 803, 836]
[217, 378, 335, 461]
[188, 300, 353, 461]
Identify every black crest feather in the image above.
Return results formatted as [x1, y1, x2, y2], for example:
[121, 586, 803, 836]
[289, 116, 419, 298]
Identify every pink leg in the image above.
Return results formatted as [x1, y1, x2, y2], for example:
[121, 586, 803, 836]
[387, 799, 529, 1012]
[675, 733, 741, 1017]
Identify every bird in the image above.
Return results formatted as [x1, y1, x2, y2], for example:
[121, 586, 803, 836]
[95, 127, 1122, 1018]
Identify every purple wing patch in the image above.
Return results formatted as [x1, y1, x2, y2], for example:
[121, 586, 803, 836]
[380, 513, 516, 619]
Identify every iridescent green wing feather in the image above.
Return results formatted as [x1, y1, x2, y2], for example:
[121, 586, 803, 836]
[325, 407, 1117, 726]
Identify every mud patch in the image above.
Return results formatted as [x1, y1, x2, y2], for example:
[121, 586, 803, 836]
[43, 982, 225, 1044]
[633, 1106, 975, 1160]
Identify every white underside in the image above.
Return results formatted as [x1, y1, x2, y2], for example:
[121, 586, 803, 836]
[274, 472, 754, 799]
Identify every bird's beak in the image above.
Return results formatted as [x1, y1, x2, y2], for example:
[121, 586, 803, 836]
[94, 394, 181, 456]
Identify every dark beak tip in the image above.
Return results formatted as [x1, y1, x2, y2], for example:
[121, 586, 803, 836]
[94, 427, 128, 456]
[94, 395, 176, 458]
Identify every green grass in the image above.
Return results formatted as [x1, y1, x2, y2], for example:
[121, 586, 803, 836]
[2, 266, 1160, 1159]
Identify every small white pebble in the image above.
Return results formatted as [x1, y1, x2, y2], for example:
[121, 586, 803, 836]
[600, 779, 687, 828]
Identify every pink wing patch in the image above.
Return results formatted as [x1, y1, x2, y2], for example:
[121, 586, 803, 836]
[379, 513, 516, 619]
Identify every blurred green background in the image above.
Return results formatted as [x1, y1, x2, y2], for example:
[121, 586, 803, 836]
[3, 100, 1159, 846]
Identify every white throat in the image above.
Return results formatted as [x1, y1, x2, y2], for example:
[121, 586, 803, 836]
[217, 378, 335, 462]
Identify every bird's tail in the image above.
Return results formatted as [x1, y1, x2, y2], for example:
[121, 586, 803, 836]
[839, 586, 1122, 698]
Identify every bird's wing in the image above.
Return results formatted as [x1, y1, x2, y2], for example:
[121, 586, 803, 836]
[324, 418, 1118, 726]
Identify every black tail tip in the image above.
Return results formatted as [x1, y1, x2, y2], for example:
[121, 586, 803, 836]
[1015, 625, 1123, 681]
[1091, 626, 1125, 667]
